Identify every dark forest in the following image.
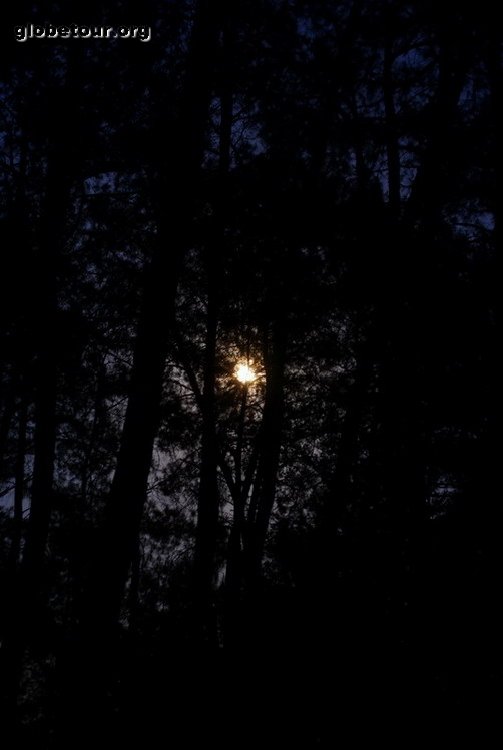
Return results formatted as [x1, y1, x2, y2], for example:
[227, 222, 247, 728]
[0, 1, 500, 746]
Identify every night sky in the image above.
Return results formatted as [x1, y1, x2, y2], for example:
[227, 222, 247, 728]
[0, 1, 500, 746]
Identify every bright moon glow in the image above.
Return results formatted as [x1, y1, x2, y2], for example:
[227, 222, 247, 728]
[235, 362, 257, 384]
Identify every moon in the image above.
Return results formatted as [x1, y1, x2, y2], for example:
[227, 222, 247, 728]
[235, 362, 257, 384]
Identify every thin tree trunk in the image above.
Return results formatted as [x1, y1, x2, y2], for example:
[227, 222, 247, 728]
[383, 42, 401, 216]
[245, 319, 287, 587]
[226, 385, 247, 587]
[20, 344, 57, 588]
[487, 34, 503, 251]
[193, 24, 234, 644]
[322, 333, 376, 536]
[223, 387, 247, 646]
[0, 380, 17, 473]
[193, 261, 220, 641]
[351, 93, 369, 192]
[0, 399, 28, 725]
[128, 536, 141, 632]
[9, 397, 28, 569]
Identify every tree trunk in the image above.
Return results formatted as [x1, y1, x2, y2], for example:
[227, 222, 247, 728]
[223, 388, 248, 648]
[193, 22, 234, 644]
[0, 377, 17, 473]
[0, 91, 77, 726]
[51, 10, 224, 741]
[383, 42, 401, 216]
[9, 396, 28, 569]
[193, 257, 220, 641]
[487, 32, 503, 250]
[82, 0, 224, 636]
[405, 31, 472, 225]
[322, 332, 376, 534]
[245, 318, 287, 587]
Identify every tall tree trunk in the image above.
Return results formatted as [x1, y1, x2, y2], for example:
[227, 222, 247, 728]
[193, 37, 233, 642]
[245, 318, 287, 587]
[20, 339, 57, 588]
[383, 42, 401, 216]
[20, 106, 75, 588]
[0, 91, 77, 725]
[487, 32, 503, 251]
[51, 11, 225, 742]
[405, 29, 472, 226]
[193, 257, 220, 641]
[82, 0, 224, 637]
[322, 332, 377, 535]
[223, 387, 248, 647]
